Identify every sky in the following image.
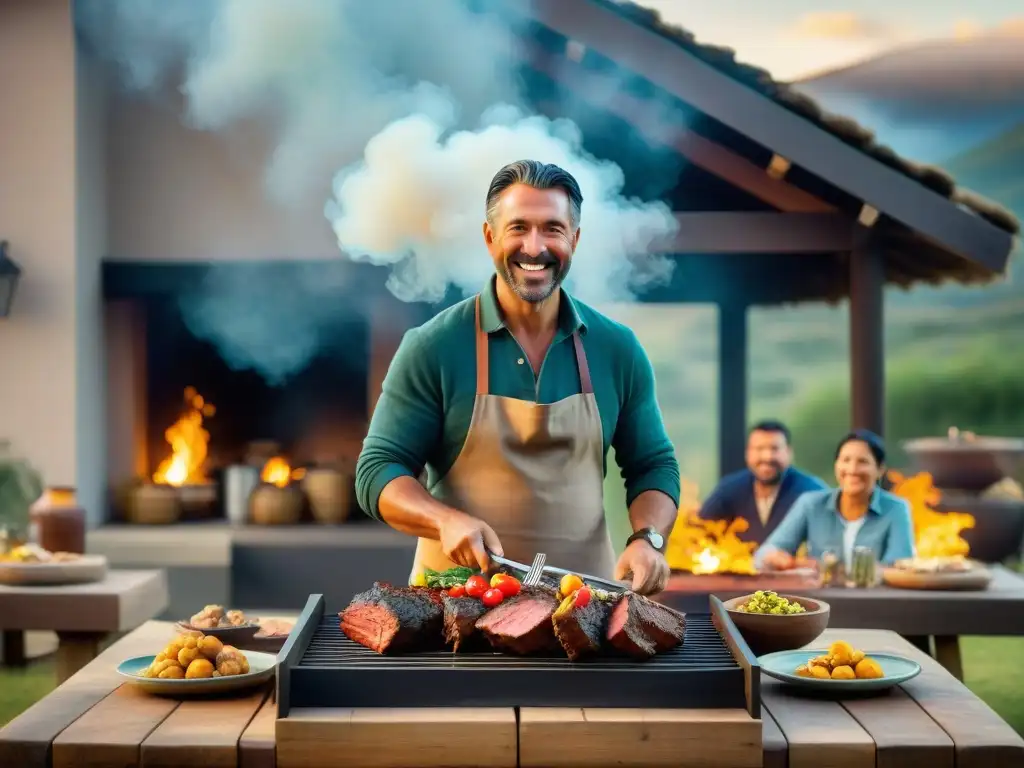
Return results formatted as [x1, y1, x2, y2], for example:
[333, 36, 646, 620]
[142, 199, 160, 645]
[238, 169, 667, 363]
[640, 0, 1024, 80]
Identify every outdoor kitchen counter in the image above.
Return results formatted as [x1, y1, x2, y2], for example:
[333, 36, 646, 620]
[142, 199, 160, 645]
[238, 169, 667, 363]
[3, 621, 1023, 767]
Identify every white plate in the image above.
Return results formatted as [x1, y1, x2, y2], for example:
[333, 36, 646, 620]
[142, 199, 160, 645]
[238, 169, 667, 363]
[0, 555, 108, 586]
[118, 650, 277, 696]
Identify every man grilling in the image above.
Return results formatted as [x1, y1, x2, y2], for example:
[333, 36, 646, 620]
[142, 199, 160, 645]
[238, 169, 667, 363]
[355, 159, 681, 596]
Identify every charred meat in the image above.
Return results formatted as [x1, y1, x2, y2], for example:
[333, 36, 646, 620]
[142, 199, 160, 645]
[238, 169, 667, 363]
[606, 592, 686, 659]
[475, 586, 559, 655]
[552, 593, 614, 661]
[339, 582, 444, 654]
[442, 594, 488, 652]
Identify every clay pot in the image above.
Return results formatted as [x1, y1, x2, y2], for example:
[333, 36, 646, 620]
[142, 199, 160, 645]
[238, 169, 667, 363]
[127, 484, 182, 525]
[249, 483, 304, 525]
[29, 487, 87, 553]
[177, 482, 218, 520]
[302, 468, 352, 524]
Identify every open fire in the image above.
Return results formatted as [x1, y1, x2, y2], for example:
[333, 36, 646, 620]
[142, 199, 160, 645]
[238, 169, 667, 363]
[666, 471, 977, 574]
[887, 470, 975, 559]
[152, 387, 215, 487]
[260, 456, 305, 488]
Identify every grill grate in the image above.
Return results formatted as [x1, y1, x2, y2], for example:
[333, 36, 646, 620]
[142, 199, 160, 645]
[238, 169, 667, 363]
[281, 609, 752, 710]
[299, 612, 736, 671]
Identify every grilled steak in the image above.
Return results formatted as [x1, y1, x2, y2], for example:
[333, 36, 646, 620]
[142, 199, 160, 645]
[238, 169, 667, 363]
[552, 593, 614, 661]
[475, 586, 559, 655]
[442, 594, 488, 652]
[606, 592, 687, 659]
[339, 581, 444, 654]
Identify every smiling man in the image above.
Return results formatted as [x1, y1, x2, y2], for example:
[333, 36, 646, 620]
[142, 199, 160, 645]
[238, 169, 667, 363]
[355, 159, 681, 595]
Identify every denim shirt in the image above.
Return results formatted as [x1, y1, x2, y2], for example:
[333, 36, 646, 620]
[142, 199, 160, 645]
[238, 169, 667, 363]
[754, 486, 916, 568]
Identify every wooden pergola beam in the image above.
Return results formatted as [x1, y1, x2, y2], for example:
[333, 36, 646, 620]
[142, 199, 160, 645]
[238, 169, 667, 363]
[520, 41, 835, 214]
[656, 212, 853, 253]
[513, 0, 1013, 272]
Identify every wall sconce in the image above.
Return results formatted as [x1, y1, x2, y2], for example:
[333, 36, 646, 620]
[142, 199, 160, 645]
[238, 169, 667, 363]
[0, 241, 21, 319]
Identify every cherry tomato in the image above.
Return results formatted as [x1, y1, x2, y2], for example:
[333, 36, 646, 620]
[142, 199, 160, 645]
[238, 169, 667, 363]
[490, 574, 521, 598]
[448, 584, 466, 598]
[481, 588, 505, 608]
[464, 574, 489, 599]
[574, 586, 592, 608]
[560, 573, 584, 597]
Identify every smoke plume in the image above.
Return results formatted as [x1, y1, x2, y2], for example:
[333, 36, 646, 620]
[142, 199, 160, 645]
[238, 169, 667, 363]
[77, 0, 678, 382]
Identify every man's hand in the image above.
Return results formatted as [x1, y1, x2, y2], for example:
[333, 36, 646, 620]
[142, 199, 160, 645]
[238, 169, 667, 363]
[614, 539, 671, 596]
[437, 509, 504, 572]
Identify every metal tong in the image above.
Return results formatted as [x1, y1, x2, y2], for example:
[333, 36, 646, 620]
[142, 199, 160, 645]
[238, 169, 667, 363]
[488, 550, 628, 592]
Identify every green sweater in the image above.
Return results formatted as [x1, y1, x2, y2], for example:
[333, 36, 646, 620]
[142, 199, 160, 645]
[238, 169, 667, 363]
[355, 278, 681, 520]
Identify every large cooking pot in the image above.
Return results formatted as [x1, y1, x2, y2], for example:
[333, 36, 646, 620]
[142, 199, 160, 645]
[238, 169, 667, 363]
[937, 494, 1024, 563]
[902, 432, 1024, 492]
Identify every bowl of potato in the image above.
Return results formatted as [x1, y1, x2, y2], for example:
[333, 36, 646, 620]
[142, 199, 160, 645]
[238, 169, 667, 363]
[118, 628, 276, 695]
[759, 639, 921, 693]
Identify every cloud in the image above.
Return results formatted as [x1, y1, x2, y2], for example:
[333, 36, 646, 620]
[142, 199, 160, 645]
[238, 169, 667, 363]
[950, 16, 1024, 41]
[786, 12, 896, 41]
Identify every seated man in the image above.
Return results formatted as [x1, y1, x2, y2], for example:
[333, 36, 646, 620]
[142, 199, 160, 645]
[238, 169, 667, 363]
[698, 420, 827, 545]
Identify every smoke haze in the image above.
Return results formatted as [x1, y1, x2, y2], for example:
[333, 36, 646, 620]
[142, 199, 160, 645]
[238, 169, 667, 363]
[77, 0, 679, 382]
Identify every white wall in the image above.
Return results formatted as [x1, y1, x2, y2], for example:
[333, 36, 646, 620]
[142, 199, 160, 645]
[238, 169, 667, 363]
[106, 95, 339, 262]
[0, 0, 79, 495]
[75, 38, 110, 526]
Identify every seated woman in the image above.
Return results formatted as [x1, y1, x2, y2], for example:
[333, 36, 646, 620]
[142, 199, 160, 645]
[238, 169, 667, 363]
[755, 430, 915, 572]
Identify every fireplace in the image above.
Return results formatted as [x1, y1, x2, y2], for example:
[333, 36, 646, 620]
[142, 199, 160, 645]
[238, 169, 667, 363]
[102, 261, 430, 526]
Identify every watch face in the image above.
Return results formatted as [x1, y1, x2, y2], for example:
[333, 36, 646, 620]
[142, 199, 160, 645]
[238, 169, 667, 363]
[649, 531, 665, 550]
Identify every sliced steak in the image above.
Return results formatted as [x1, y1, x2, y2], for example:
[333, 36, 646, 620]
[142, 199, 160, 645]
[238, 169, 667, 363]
[552, 593, 614, 661]
[339, 581, 444, 654]
[606, 592, 687, 659]
[442, 594, 488, 652]
[475, 586, 559, 655]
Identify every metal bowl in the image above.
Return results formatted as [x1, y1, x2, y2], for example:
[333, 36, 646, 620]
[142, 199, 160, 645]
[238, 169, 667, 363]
[902, 435, 1024, 492]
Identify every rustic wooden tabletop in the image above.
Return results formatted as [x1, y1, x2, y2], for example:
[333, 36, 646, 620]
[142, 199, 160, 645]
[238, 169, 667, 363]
[0, 619, 1021, 767]
[0, 569, 169, 683]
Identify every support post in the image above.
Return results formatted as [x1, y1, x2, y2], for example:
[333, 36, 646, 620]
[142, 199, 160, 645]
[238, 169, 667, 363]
[849, 228, 886, 435]
[718, 302, 748, 477]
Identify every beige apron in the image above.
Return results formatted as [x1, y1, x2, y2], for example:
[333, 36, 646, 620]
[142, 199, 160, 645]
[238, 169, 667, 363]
[410, 294, 616, 583]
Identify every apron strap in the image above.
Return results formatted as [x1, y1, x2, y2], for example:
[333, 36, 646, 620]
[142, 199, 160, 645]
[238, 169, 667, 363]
[475, 295, 489, 396]
[572, 332, 594, 395]
[474, 293, 594, 396]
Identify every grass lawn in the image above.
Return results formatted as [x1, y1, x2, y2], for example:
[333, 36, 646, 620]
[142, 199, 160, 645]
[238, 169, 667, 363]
[2, 637, 1023, 734]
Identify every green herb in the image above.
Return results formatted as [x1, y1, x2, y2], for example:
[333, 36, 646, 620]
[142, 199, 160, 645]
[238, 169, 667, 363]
[424, 566, 477, 589]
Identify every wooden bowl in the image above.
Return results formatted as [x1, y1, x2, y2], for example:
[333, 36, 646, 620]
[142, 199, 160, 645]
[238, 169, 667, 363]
[721, 593, 830, 657]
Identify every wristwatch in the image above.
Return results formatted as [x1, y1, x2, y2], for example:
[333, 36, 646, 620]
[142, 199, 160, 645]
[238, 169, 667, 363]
[626, 526, 665, 552]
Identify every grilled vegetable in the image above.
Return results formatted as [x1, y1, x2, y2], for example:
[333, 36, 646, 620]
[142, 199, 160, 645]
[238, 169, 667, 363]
[424, 566, 478, 589]
[481, 588, 505, 608]
[464, 574, 489, 598]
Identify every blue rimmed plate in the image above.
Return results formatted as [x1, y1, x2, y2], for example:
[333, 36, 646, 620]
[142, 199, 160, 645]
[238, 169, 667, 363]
[759, 649, 921, 693]
[117, 651, 276, 696]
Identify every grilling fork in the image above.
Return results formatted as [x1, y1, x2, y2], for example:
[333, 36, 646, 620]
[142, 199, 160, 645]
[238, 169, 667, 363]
[489, 550, 626, 592]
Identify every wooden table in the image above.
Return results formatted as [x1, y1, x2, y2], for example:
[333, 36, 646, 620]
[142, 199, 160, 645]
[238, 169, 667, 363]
[0, 570, 168, 683]
[664, 564, 1024, 679]
[2, 620, 1022, 767]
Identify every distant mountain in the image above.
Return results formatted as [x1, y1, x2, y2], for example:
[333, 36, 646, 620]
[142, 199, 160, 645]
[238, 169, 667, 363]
[792, 37, 1024, 164]
[944, 122, 1024, 212]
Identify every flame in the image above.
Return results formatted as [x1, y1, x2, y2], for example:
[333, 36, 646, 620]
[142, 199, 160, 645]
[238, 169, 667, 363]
[888, 470, 975, 559]
[260, 456, 305, 488]
[666, 480, 758, 574]
[153, 387, 215, 487]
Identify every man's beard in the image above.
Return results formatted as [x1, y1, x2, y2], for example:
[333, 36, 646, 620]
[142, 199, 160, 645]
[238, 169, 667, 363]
[757, 464, 784, 485]
[500, 251, 570, 303]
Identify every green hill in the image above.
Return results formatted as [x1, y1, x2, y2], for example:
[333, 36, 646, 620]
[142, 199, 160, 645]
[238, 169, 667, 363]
[944, 122, 1024, 213]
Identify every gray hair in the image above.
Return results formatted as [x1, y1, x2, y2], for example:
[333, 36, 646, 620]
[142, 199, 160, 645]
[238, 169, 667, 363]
[485, 160, 583, 228]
